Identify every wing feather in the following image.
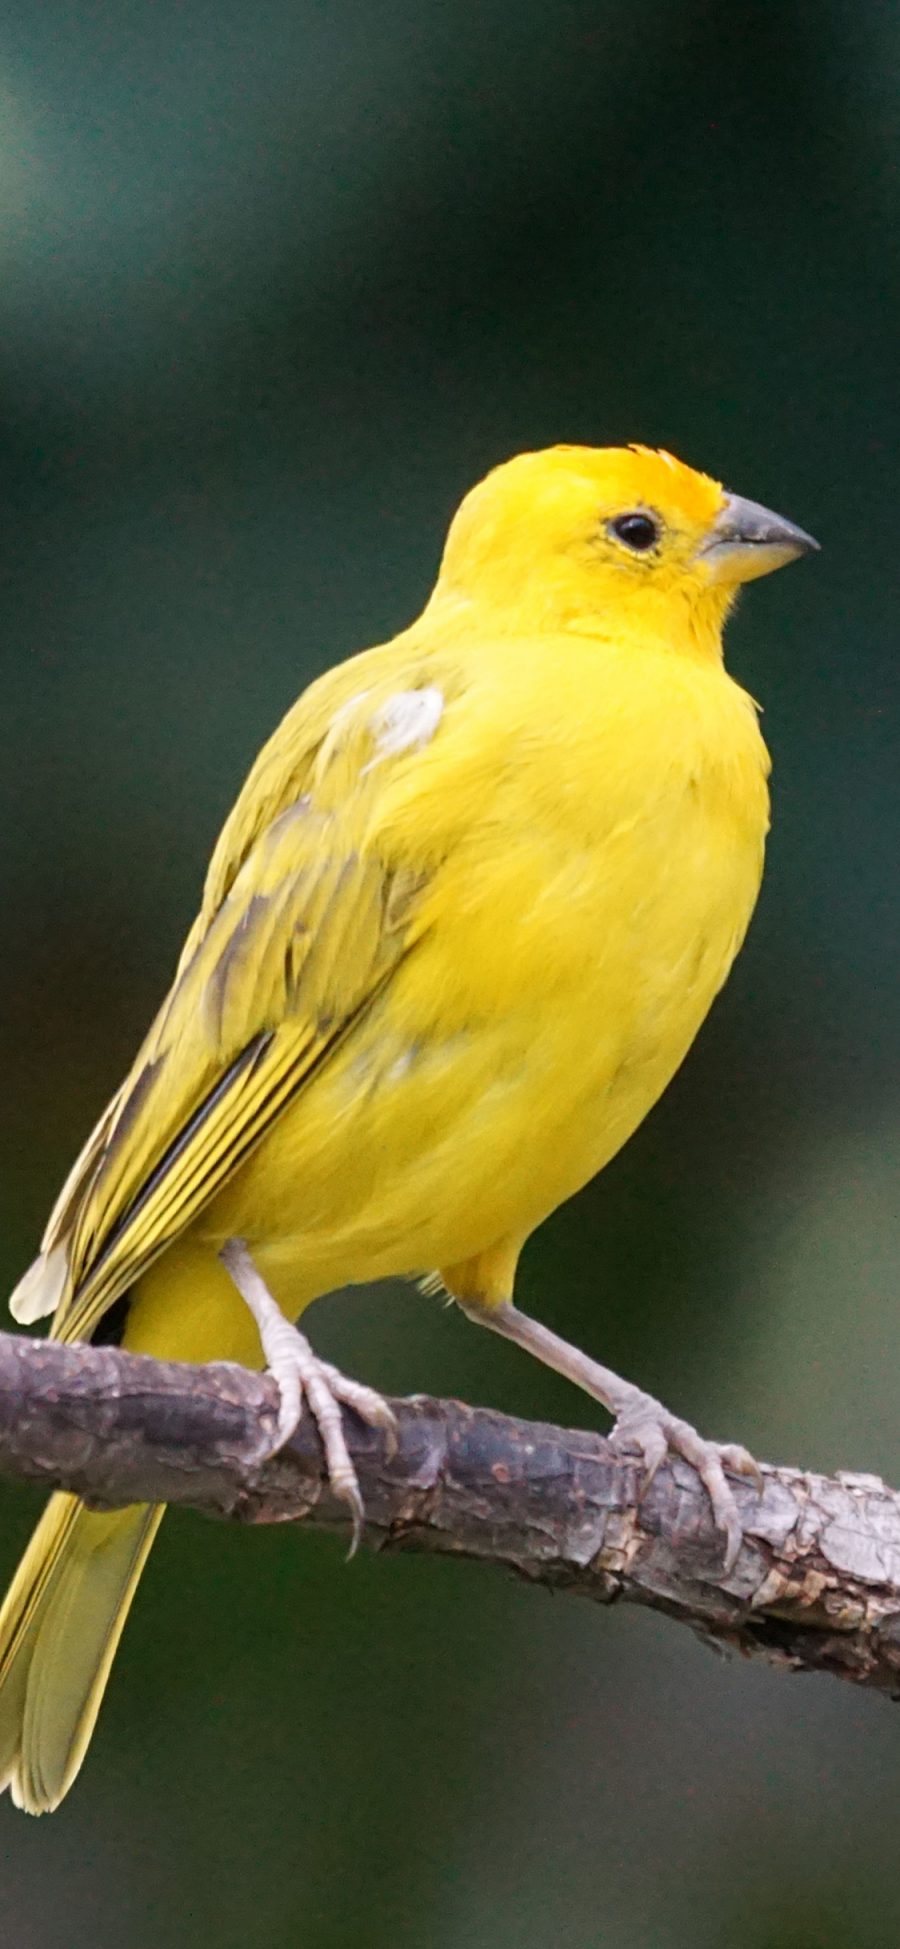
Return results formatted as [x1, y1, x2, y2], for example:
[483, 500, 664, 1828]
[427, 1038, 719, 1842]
[38, 663, 440, 1346]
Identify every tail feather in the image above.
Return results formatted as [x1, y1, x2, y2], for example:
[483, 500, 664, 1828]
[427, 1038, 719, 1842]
[0, 1493, 164, 1814]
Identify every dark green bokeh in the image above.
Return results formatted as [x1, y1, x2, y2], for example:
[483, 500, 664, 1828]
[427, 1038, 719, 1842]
[1, 4, 898, 1943]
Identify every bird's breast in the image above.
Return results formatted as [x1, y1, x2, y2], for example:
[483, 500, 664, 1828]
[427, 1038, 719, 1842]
[374, 654, 769, 1201]
[405, 677, 768, 1039]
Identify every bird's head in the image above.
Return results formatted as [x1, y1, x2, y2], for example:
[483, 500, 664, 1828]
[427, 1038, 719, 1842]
[433, 445, 818, 660]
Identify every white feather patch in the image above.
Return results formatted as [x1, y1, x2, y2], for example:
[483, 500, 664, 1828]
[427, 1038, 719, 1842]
[367, 687, 444, 765]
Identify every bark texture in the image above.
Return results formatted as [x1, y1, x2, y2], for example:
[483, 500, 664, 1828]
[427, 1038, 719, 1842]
[0, 1328, 898, 1696]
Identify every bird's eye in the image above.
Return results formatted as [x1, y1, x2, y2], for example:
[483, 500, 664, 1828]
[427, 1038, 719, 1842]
[608, 510, 661, 553]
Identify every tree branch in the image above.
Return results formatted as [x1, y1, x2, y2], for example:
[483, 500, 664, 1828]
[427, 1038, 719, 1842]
[0, 1328, 898, 1696]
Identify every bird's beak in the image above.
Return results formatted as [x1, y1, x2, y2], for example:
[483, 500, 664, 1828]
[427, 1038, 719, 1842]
[698, 492, 820, 585]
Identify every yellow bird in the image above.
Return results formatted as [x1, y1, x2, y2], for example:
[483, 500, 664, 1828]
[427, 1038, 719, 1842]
[0, 444, 817, 1813]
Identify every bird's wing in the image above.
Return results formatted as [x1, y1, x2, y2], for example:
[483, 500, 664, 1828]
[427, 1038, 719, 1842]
[178, 641, 412, 966]
[36, 653, 379, 1267]
[37, 658, 441, 1346]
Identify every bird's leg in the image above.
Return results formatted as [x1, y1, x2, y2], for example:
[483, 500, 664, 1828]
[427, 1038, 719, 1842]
[220, 1238, 397, 1550]
[458, 1298, 760, 1572]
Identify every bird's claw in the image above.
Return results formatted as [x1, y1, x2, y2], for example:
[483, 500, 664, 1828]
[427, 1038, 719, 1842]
[271, 1353, 397, 1557]
[609, 1393, 759, 1574]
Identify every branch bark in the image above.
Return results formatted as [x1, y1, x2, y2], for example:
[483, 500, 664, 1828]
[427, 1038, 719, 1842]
[0, 1327, 898, 1696]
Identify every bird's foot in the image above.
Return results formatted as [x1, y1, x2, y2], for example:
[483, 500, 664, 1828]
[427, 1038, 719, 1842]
[266, 1323, 397, 1551]
[609, 1390, 762, 1573]
[220, 1239, 397, 1551]
[455, 1298, 761, 1572]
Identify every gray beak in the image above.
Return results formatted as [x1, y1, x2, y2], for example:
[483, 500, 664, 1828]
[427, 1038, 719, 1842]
[699, 491, 820, 585]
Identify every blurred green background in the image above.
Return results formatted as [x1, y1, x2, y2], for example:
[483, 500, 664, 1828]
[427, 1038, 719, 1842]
[1, 2, 898, 1943]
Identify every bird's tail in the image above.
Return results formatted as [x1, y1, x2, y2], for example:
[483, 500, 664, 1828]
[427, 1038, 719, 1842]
[0, 1492, 164, 1813]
